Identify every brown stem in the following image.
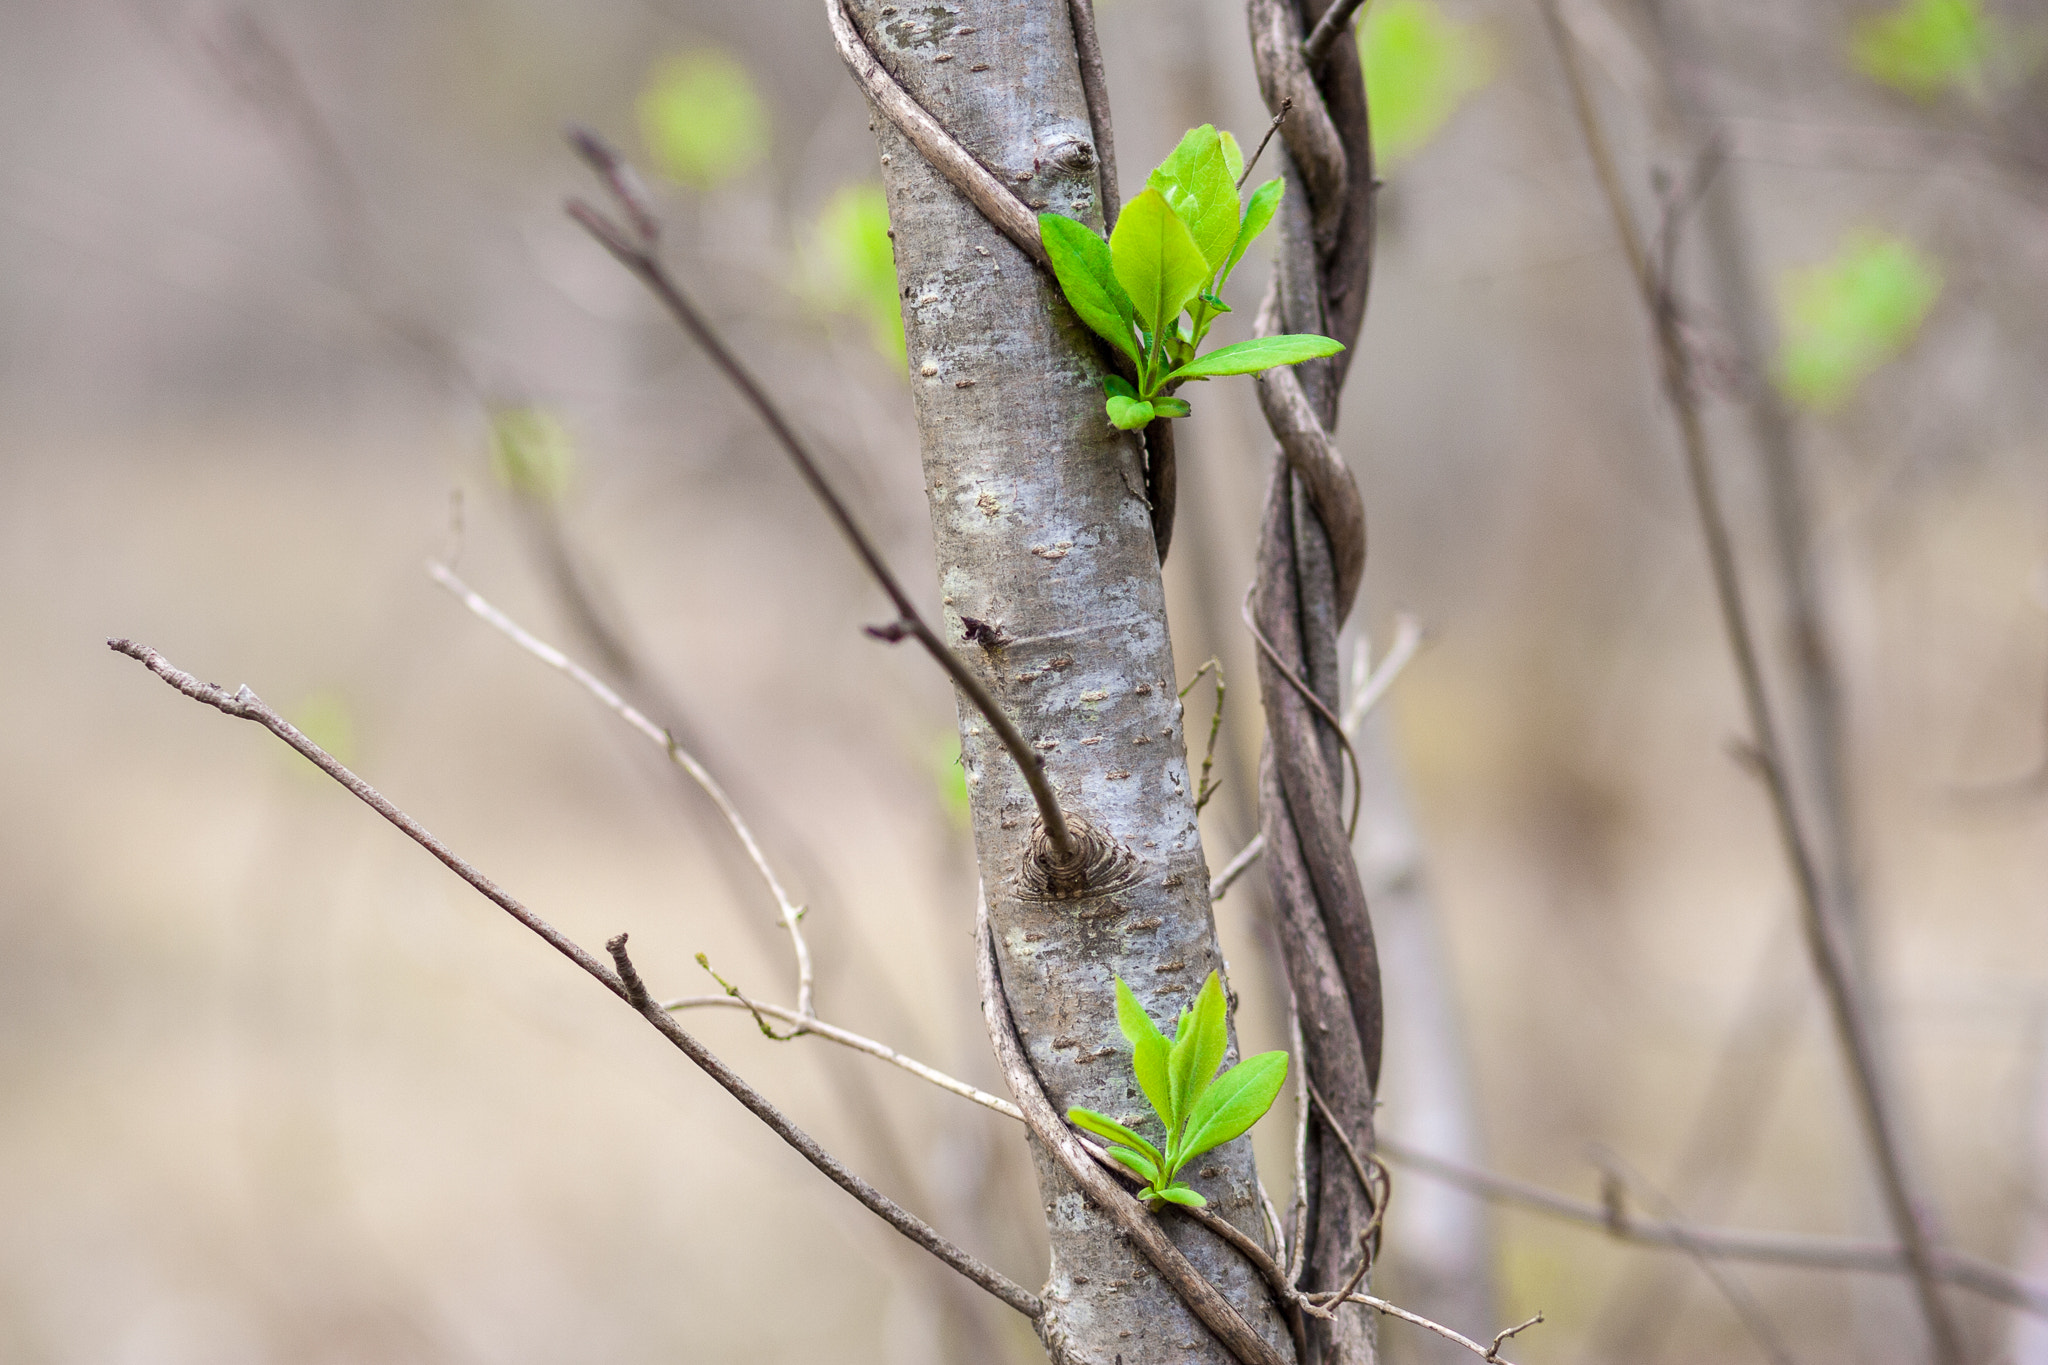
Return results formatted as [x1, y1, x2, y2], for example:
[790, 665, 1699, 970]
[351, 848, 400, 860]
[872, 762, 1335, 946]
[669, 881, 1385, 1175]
[109, 639, 1043, 1322]
[1532, 7, 1964, 1362]
[564, 154, 1076, 868]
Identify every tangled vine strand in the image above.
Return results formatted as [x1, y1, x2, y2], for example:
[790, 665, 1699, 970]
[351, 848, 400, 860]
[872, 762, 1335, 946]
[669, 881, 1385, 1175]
[1246, 1, 1385, 1363]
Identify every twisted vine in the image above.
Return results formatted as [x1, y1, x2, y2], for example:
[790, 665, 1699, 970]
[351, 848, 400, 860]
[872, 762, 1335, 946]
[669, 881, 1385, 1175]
[1246, 1, 1385, 1363]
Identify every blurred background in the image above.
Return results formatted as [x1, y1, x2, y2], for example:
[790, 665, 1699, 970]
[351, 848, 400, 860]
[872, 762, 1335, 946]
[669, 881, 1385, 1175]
[3, 0, 2046, 1361]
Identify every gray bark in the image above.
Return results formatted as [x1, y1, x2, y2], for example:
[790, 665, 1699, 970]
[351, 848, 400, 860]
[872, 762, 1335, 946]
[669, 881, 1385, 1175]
[849, 3, 1294, 1361]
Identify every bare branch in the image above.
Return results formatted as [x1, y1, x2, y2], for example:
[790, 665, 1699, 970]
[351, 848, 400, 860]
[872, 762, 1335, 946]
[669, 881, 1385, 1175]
[1378, 1135, 2048, 1317]
[1181, 658, 1227, 814]
[428, 562, 815, 1018]
[1237, 98, 1294, 190]
[662, 993, 1022, 1121]
[1534, 6, 1964, 1360]
[1340, 614, 1425, 736]
[109, 639, 1042, 1323]
[1591, 1146, 1801, 1365]
[1321, 1295, 1536, 1365]
[564, 134, 1079, 872]
[1210, 832, 1268, 902]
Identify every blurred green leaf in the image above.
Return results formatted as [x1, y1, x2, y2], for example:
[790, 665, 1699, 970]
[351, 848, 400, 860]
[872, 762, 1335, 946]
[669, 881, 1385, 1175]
[1849, 0, 2000, 102]
[638, 49, 768, 189]
[489, 406, 576, 503]
[1776, 231, 1942, 412]
[287, 691, 356, 769]
[1360, 0, 1492, 166]
[806, 183, 906, 366]
[930, 736, 973, 834]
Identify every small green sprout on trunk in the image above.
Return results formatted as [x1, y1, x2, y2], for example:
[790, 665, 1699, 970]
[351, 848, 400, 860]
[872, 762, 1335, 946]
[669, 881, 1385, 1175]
[1039, 124, 1344, 431]
[1068, 970, 1289, 1208]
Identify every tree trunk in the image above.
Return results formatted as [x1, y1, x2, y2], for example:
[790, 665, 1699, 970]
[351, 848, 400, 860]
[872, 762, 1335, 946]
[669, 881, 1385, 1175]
[849, 3, 1295, 1361]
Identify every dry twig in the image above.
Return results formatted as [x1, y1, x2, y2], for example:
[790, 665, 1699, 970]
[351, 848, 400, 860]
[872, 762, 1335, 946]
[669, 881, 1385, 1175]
[1534, 5, 1964, 1360]
[428, 562, 815, 1018]
[1379, 1134, 2048, 1317]
[108, 638, 1042, 1322]
[564, 132, 1079, 868]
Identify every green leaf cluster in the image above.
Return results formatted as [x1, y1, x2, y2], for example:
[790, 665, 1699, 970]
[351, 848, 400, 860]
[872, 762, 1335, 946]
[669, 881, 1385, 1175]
[638, 49, 769, 189]
[1775, 230, 1941, 412]
[1068, 971, 1288, 1209]
[1360, 0, 1492, 166]
[1038, 125, 1343, 432]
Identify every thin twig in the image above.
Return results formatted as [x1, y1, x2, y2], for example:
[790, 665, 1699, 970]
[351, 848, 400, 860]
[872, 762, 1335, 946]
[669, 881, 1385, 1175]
[109, 639, 1041, 1322]
[1181, 658, 1228, 814]
[1322, 1294, 1535, 1364]
[1306, 1075, 1388, 1230]
[662, 993, 1023, 1120]
[1286, 992, 1311, 1285]
[564, 136, 1077, 868]
[1237, 98, 1295, 190]
[1377, 1134, 2048, 1317]
[1301, 0, 1372, 69]
[1243, 588, 1364, 837]
[1533, 7, 1965, 1362]
[1486, 1313, 1544, 1361]
[1340, 614, 1425, 735]
[428, 561, 815, 1019]
[1591, 1146, 1801, 1365]
[1211, 832, 1267, 902]
[1211, 623, 1417, 903]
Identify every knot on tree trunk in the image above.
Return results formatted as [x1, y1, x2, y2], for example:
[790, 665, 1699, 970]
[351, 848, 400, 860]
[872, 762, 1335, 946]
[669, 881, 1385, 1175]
[1021, 813, 1140, 901]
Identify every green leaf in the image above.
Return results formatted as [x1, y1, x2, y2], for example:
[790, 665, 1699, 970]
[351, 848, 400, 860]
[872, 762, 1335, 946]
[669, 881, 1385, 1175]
[1104, 374, 1139, 401]
[1150, 1184, 1209, 1208]
[1177, 1050, 1290, 1163]
[1145, 125, 1241, 274]
[1165, 333, 1344, 383]
[1151, 396, 1192, 419]
[804, 183, 905, 366]
[1041, 213, 1142, 365]
[1775, 230, 1941, 412]
[1166, 972, 1230, 1129]
[1220, 130, 1245, 187]
[1222, 178, 1285, 287]
[1105, 1144, 1162, 1185]
[489, 406, 576, 503]
[1360, 0, 1493, 166]
[1110, 188, 1212, 344]
[1067, 1107, 1166, 1170]
[638, 49, 769, 189]
[1849, 0, 2010, 103]
[1114, 977, 1175, 1126]
[1106, 395, 1156, 430]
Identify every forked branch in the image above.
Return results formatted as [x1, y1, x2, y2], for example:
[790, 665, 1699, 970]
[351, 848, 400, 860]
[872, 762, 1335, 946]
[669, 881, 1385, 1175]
[108, 638, 1042, 1323]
